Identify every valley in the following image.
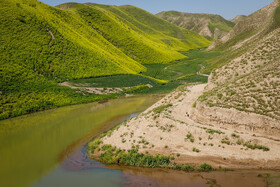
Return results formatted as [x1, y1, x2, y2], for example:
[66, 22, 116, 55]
[0, 0, 210, 120]
[1, 0, 280, 186]
[59, 50, 221, 95]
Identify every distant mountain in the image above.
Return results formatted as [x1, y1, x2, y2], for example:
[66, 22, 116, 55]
[0, 0, 210, 120]
[209, 0, 279, 49]
[157, 11, 235, 40]
[230, 15, 247, 24]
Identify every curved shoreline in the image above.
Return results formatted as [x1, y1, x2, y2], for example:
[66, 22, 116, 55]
[88, 83, 280, 170]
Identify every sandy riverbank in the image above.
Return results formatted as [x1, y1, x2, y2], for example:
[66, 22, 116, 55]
[90, 84, 280, 169]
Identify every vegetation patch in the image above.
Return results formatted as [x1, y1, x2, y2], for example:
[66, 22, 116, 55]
[198, 163, 213, 172]
[192, 147, 200, 153]
[203, 127, 224, 135]
[153, 104, 173, 114]
[243, 142, 270, 151]
[221, 137, 231, 145]
[88, 140, 214, 172]
[231, 133, 240, 138]
[186, 132, 195, 143]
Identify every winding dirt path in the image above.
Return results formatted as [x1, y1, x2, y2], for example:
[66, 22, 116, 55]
[197, 64, 209, 77]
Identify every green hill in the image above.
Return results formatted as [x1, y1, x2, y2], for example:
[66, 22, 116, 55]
[157, 11, 235, 40]
[0, 0, 210, 120]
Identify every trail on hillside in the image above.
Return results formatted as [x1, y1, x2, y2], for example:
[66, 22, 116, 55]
[197, 64, 209, 77]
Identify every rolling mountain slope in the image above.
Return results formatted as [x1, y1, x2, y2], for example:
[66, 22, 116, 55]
[157, 11, 235, 40]
[0, 0, 211, 120]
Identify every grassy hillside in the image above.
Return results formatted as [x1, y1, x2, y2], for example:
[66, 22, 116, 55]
[199, 0, 280, 120]
[0, 0, 211, 120]
[157, 11, 235, 40]
[64, 49, 221, 96]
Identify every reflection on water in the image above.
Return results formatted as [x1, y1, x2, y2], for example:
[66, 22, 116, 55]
[32, 145, 124, 187]
[0, 96, 161, 187]
[119, 167, 270, 187]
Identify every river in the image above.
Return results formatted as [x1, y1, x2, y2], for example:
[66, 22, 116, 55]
[0, 95, 279, 187]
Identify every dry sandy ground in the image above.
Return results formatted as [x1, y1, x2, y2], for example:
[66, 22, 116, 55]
[101, 84, 280, 169]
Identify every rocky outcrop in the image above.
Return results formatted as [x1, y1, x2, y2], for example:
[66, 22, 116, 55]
[191, 102, 280, 140]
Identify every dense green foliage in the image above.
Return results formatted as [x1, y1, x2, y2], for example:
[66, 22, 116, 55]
[68, 74, 181, 94]
[0, 0, 211, 120]
[58, 3, 210, 64]
[67, 50, 221, 96]
[142, 50, 221, 81]
[70, 75, 153, 88]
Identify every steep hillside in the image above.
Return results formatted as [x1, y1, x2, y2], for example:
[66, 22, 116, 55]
[57, 3, 210, 64]
[84, 4, 210, 51]
[0, 0, 210, 120]
[157, 11, 235, 40]
[209, 0, 279, 50]
[200, 30, 280, 120]
[195, 0, 280, 129]
[230, 15, 247, 24]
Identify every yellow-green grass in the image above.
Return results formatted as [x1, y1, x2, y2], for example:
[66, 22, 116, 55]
[0, 0, 211, 120]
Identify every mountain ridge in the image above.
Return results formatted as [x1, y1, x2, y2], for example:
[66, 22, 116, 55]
[157, 11, 235, 40]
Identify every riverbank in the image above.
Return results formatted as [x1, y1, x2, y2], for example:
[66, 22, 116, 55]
[88, 83, 280, 170]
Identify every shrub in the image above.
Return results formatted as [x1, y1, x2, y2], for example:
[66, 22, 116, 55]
[221, 138, 231, 145]
[231, 133, 240, 138]
[192, 101, 197, 108]
[205, 128, 224, 135]
[198, 163, 213, 172]
[243, 142, 269, 151]
[192, 147, 200, 153]
[186, 132, 195, 143]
